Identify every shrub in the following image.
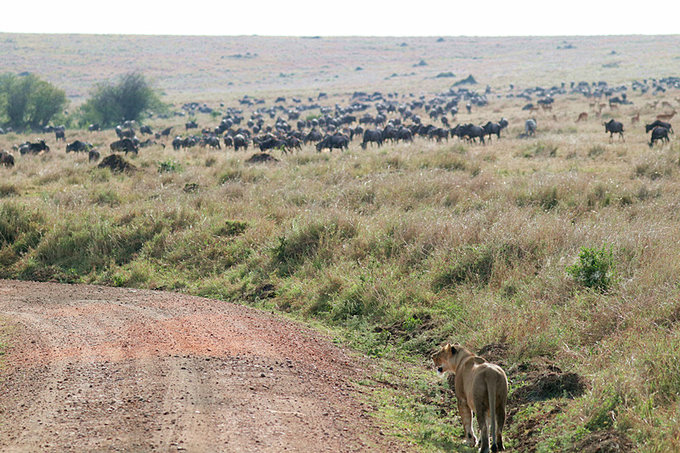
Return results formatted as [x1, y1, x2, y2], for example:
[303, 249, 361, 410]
[78, 72, 163, 127]
[0, 73, 67, 131]
[566, 246, 615, 292]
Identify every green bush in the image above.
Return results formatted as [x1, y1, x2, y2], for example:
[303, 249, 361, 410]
[567, 246, 615, 292]
[78, 72, 163, 127]
[0, 73, 67, 131]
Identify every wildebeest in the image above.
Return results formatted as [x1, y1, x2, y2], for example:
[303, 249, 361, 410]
[66, 140, 93, 153]
[316, 133, 350, 152]
[140, 125, 153, 135]
[110, 138, 139, 154]
[88, 123, 101, 132]
[55, 126, 65, 141]
[645, 120, 674, 135]
[361, 129, 383, 149]
[603, 119, 624, 141]
[649, 127, 670, 147]
[233, 134, 248, 151]
[115, 125, 135, 139]
[0, 150, 14, 167]
[185, 120, 198, 130]
[160, 126, 173, 137]
[453, 124, 485, 144]
[19, 140, 50, 155]
[88, 149, 101, 162]
[482, 121, 503, 141]
[525, 118, 537, 137]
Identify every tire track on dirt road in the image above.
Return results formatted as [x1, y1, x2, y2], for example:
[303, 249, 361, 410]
[0, 280, 405, 452]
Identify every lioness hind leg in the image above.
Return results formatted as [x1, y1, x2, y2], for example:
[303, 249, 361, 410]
[495, 403, 506, 451]
[476, 410, 489, 453]
[458, 400, 477, 447]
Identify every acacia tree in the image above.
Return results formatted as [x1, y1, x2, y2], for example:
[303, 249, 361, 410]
[0, 73, 67, 131]
[79, 72, 163, 128]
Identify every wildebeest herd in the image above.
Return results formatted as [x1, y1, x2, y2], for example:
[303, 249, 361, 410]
[1, 77, 678, 168]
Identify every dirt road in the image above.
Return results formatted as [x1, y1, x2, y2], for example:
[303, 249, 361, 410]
[0, 280, 405, 452]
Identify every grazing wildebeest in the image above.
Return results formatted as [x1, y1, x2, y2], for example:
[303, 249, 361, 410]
[88, 149, 101, 162]
[482, 121, 503, 141]
[361, 129, 383, 149]
[88, 123, 101, 132]
[110, 138, 139, 154]
[185, 120, 198, 130]
[645, 120, 674, 135]
[454, 124, 485, 144]
[115, 125, 135, 139]
[603, 119, 624, 141]
[233, 134, 248, 151]
[140, 125, 153, 135]
[161, 126, 173, 137]
[396, 126, 413, 142]
[0, 150, 15, 167]
[55, 127, 65, 141]
[649, 127, 670, 147]
[172, 136, 183, 150]
[66, 140, 92, 153]
[20, 140, 50, 155]
[316, 134, 350, 152]
[525, 119, 537, 137]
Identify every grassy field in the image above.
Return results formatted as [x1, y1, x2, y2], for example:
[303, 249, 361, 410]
[2, 33, 680, 451]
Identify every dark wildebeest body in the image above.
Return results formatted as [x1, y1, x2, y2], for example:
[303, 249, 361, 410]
[604, 119, 624, 141]
[645, 120, 674, 135]
[110, 138, 139, 154]
[140, 125, 153, 135]
[525, 119, 537, 137]
[89, 149, 101, 162]
[20, 140, 50, 155]
[316, 134, 350, 152]
[66, 140, 92, 153]
[483, 121, 503, 141]
[361, 129, 383, 149]
[649, 127, 670, 147]
[0, 150, 14, 167]
[233, 134, 248, 151]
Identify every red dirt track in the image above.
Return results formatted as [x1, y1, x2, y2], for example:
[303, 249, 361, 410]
[0, 280, 404, 452]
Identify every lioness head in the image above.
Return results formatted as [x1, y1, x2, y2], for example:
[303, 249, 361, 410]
[432, 343, 460, 375]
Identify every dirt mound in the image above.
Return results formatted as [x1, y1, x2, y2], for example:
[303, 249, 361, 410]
[246, 153, 279, 164]
[512, 369, 587, 404]
[477, 342, 509, 366]
[572, 429, 633, 453]
[98, 154, 136, 172]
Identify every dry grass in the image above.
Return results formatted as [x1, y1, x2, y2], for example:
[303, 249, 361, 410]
[2, 33, 680, 451]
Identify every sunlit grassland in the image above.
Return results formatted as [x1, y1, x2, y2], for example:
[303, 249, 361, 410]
[3, 32, 680, 451]
[2, 91, 680, 449]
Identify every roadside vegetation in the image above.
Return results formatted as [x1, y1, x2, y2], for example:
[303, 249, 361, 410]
[2, 103, 680, 451]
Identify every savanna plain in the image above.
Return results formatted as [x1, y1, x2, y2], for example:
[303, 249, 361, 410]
[2, 34, 680, 452]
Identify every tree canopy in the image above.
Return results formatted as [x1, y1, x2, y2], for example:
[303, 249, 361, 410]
[79, 72, 163, 128]
[0, 73, 67, 131]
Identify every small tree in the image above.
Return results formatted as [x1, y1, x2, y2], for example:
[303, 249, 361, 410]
[79, 72, 163, 128]
[0, 73, 67, 131]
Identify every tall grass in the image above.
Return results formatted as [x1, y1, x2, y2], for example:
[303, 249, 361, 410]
[1, 101, 680, 450]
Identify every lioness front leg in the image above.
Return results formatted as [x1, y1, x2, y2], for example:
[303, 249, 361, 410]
[458, 399, 477, 447]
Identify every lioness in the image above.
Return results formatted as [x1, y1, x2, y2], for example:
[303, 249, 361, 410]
[432, 343, 508, 453]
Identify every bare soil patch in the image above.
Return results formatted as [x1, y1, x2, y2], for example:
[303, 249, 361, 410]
[0, 280, 405, 452]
